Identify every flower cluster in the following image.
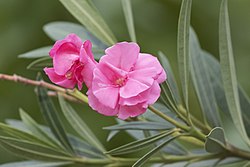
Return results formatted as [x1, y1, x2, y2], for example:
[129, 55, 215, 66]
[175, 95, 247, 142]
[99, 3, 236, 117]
[44, 34, 166, 119]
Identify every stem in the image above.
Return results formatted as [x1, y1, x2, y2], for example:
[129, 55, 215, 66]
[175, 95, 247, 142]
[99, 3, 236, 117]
[227, 144, 250, 160]
[72, 153, 224, 166]
[148, 105, 206, 142]
[178, 105, 211, 133]
[148, 105, 189, 131]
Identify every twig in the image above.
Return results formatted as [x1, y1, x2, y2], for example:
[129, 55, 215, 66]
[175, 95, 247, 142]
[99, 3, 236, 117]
[0, 73, 88, 104]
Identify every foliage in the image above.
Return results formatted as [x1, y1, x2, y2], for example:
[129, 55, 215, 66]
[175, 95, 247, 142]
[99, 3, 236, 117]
[0, 0, 250, 166]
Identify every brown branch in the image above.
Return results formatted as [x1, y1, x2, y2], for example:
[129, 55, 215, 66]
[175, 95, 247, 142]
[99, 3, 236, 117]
[0, 73, 65, 92]
[0, 73, 87, 104]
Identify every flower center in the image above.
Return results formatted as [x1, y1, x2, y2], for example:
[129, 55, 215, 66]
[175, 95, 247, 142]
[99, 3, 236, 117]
[114, 77, 127, 87]
[65, 71, 73, 79]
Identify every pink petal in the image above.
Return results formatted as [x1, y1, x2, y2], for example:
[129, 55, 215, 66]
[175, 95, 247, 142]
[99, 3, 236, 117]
[44, 67, 76, 89]
[117, 103, 147, 120]
[135, 53, 166, 83]
[119, 81, 161, 106]
[102, 42, 139, 71]
[91, 68, 119, 109]
[74, 65, 84, 90]
[146, 81, 161, 104]
[97, 62, 128, 83]
[49, 33, 82, 58]
[120, 78, 149, 98]
[129, 68, 155, 87]
[92, 68, 113, 91]
[87, 89, 119, 116]
[93, 87, 119, 109]
[80, 40, 96, 64]
[81, 61, 97, 88]
[53, 43, 79, 75]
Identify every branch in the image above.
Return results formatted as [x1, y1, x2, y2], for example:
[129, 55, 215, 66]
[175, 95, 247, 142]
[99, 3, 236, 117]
[0, 73, 88, 104]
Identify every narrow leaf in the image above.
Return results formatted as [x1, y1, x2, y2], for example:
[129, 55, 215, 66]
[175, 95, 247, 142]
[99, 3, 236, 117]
[37, 86, 74, 154]
[59, 0, 117, 46]
[43, 21, 106, 49]
[158, 51, 181, 104]
[68, 135, 104, 158]
[0, 161, 72, 167]
[0, 123, 49, 147]
[27, 57, 52, 70]
[202, 51, 250, 137]
[106, 130, 176, 155]
[19, 109, 62, 149]
[104, 122, 173, 131]
[121, 0, 136, 42]
[205, 127, 226, 153]
[18, 46, 51, 59]
[58, 95, 105, 152]
[189, 28, 220, 127]
[177, 0, 192, 116]
[0, 136, 71, 161]
[132, 134, 182, 167]
[219, 0, 249, 144]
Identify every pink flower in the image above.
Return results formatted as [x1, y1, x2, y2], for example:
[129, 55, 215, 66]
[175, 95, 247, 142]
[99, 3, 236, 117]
[44, 34, 97, 90]
[87, 42, 166, 119]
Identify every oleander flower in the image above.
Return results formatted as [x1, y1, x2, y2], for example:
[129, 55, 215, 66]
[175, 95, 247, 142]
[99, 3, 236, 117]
[44, 34, 97, 90]
[87, 42, 166, 119]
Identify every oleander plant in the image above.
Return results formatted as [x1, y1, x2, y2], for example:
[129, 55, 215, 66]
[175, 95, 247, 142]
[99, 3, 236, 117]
[0, 0, 250, 166]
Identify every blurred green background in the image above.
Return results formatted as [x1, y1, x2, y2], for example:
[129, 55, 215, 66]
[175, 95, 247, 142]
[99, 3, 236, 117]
[0, 0, 250, 164]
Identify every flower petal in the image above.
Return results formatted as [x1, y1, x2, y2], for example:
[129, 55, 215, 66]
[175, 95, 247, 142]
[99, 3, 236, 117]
[44, 67, 76, 89]
[129, 68, 155, 87]
[93, 87, 119, 109]
[53, 43, 79, 75]
[98, 61, 128, 83]
[87, 89, 119, 116]
[80, 40, 96, 64]
[120, 78, 149, 98]
[119, 81, 161, 106]
[49, 33, 82, 58]
[135, 53, 166, 83]
[102, 42, 139, 71]
[117, 103, 147, 120]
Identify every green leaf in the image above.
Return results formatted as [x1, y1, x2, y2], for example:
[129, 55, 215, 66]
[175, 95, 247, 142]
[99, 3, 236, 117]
[106, 130, 119, 142]
[104, 122, 173, 131]
[27, 57, 52, 70]
[205, 127, 226, 153]
[189, 28, 220, 127]
[37, 86, 74, 154]
[18, 46, 51, 59]
[59, 0, 116, 46]
[219, 0, 249, 145]
[121, 0, 136, 42]
[132, 134, 182, 167]
[238, 86, 250, 135]
[58, 95, 105, 152]
[43, 21, 106, 49]
[0, 123, 50, 147]
[202, 51, 250, 138]
[106, 129, 176, 155]
[6, 118, 104, 158]
[19, 109, 63, 149]
[177, 0, 192, 116]
[0, 136, 72, 161]
[0, 161, 72, 167]
[157, 51, 181, 104]
[68, 135, 104, 158]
